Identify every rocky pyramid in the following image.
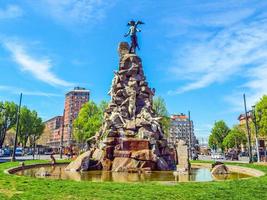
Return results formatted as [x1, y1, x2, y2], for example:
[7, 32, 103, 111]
[66, 42, 176, 172]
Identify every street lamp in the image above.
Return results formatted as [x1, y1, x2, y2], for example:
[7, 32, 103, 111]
[252, 105, 262, 162]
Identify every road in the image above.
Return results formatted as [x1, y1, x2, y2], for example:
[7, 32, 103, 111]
[1, 154, 250, 164]
[0, 154, 69, 163]
[198, 155, 250, 163]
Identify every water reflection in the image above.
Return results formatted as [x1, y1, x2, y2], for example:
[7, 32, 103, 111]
[15, 165, 251, 183]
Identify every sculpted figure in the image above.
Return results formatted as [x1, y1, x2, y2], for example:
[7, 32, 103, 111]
[128, 93, 136, 119]
[109, 107, 126, 126]
[124, 20, 144, 53]
[108, 71, 119, 95]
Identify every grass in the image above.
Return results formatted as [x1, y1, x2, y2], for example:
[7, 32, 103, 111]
[0, 160, 267, 200]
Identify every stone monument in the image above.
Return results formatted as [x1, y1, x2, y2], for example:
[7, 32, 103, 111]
[176, 140, 191, 173]
[66, 42, 176, 172]
[66, 21, 177, 172]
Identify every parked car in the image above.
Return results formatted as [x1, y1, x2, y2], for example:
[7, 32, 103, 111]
[211, 153, 225, 160]
[239, 151, 248, 157]
[226, 150, 239, 160]
[44, 148, 53, 155]
[15, 147, 23, 156]
[0, 148, 12, 157]
[192, 152, 199, 160]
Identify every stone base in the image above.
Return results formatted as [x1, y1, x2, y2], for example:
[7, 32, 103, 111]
[111, 157, 156, 172]
[120, 138, 149, 151]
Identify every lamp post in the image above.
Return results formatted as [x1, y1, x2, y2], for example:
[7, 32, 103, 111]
[188, 111, 192, 160]
[0, 105, 6, 149]
[243, 94, 253, 163]
[60, 109, 65, 159]
[11, 93, 22, 162]
[252, 105, 261, 163]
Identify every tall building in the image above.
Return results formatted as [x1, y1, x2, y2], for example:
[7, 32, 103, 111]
[45, 116, 63, 148]
[169, 113, 196, 146]
[63, 87, 90, 146]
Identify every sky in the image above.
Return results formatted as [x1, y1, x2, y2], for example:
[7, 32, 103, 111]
[1, 0, 267, 140]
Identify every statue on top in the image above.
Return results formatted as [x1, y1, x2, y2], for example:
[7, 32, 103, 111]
[124, 20, 144, 53]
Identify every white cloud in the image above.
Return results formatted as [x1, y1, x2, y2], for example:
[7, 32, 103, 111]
[2, 40, 73, 87]
[0, 5, 23, 19]
[167, 8, 267, 97]
[29, 0, 113, 26]
[0, 85, 60, 97]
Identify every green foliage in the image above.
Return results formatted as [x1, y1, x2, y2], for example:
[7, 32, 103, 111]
[19, 107, 45, 147]
[255, 95, 267, 137]
[208, 120, 230, 151]
[73, 101, 104, 145]
[0, 101, 17, 148]
[98, 100, 108, 118]
[223, 125, 247, 149]
[153, 96, 171, 136]
[208, 133, 217, 150]
[0, 101, 44, 148]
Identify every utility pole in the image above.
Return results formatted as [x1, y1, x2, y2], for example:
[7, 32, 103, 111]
[60, 109, 65, 159]
[243, 94, 253, 163]
[11, 93, 22, 162]
[252, 105, 260, 163]
[188, 111, 192, 159]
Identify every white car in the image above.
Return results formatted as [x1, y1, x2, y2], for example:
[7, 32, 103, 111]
[211, 153, 225, 160]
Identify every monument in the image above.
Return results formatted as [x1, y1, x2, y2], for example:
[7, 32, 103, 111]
[66, 21, 176, 172]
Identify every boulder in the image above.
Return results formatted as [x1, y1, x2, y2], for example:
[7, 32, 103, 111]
[156, 157, 169, 170]
[65, 151, 92, 171]
[112, 157, 139, 172]
[92, 148, 104, 161]
[131, 150, 157, 162]
[102, 159, 112, 171]
[211, 164, 229, 175]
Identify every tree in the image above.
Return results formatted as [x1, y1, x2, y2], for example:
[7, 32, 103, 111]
[255, 95, 267, 137]
[19, 107, 45, 147]
[208, 133, 218, 151]
[19, 106, 32, 147]
[153, 96, 171, 136]
[28, 112, 45, 147]
[0, 101, 17, 148]
[99, 100, 108, 117]
[73, 101, 103, 147]
[223, 125, 247, 149]
[208, 120, 230, 151]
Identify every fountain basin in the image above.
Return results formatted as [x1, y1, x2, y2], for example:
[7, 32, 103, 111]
[7, 162, 264, 183]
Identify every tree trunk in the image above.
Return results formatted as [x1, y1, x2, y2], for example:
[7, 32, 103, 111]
[0, 127, 7, 149]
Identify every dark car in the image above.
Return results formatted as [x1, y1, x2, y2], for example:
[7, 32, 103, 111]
[226, 150, 239, 160]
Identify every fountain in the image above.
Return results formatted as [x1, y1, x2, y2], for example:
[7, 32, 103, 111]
[66, 41, 176, 172]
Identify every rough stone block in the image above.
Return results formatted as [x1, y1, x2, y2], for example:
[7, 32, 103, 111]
[121, 138, 149, 151]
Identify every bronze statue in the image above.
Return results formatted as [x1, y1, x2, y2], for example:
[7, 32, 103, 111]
[124, 20, 144, 53]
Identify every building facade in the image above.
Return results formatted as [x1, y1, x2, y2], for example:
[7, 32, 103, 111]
[45, 116, 63, 148]
[238, 111, 266, 152]
[169, 113, 196, 147]
[63, 87, 90, 146]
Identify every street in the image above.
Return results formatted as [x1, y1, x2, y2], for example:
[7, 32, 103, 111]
[198, 155, 250, 163]
[0, 154, 69, 163]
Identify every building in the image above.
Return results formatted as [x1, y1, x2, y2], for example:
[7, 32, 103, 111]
[238, 111, 266, 153]
[45, 116, 63, 148]
[169, 113, 196, 147]
[238, 111, 253, 125]
[63, 87, 90, 146]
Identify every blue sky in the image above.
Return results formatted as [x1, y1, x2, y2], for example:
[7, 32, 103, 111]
[1, 0, 267, 139]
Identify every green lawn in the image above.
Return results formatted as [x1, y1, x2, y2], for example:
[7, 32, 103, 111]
[0, 160, 266, 200]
